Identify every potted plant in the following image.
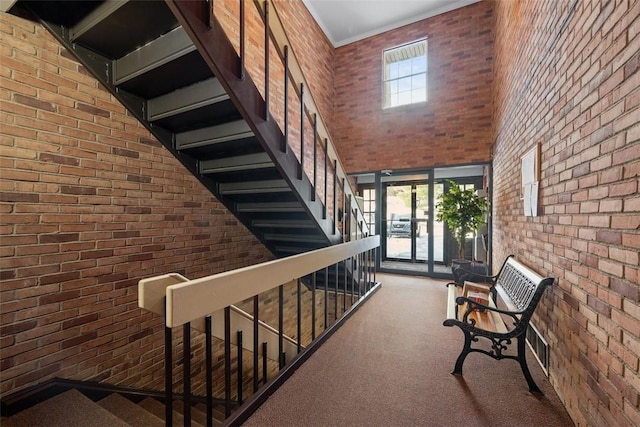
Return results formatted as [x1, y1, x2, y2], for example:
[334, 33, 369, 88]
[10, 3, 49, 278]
[436, 180, 490, 262]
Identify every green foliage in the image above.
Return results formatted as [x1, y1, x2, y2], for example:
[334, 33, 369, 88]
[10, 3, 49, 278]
[435, 180, 489, 260]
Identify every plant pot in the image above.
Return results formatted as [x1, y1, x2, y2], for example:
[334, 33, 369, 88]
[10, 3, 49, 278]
[451, 259, 488, 285]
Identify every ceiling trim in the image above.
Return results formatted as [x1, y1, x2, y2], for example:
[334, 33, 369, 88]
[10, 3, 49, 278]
[302, 0, 481, 48]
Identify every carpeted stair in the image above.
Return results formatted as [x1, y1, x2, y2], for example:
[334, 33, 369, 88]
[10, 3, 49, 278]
[2, 388, 220, 426]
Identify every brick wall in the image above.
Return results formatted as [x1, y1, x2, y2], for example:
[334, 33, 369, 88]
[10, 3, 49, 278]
[492, 0, 640, 426]
[0, 11, 275, 396]
[333, 1, 494, 174]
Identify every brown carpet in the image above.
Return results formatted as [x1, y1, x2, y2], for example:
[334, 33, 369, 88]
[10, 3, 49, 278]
[243, 273, 574, 427]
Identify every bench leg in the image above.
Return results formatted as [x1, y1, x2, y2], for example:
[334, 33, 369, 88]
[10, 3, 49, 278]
[452, 329, 472, 376]
[517, 336, 542, 394]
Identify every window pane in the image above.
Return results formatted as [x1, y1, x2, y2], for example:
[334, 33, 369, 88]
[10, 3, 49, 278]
[383, 39, 428, 108]
[389, 63, 399, 79]
[398, 76, 411, 92]
[398, 60, 412, 78]
[398, 91, 411, 106]
[412, 74, 426, 89]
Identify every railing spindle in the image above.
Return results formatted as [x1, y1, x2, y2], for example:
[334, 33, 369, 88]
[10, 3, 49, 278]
[263, 0, 269, 120]
[205, 316, 213, 427]
[311, 271, 316, 340]
[324, 266, 329, 327]
[282, 45, 289, 152]
[224, 307, 231, 417]
[239, 0, 245, 79]
[332, 160, 337, 235]
[323, 139, 328, 219]
[312, 114, 317, 201]
[183, 323, 192, 427]
[297, 279, 302, 353]
[237, 330, 243, 406]
[262, 342, 268, 384]
[253, 295, 259, 393]
[278, 284, 284, 369]
[164, 324, 173, 427]
[334, 262, 338, 320]
[299, 82, 304, 179]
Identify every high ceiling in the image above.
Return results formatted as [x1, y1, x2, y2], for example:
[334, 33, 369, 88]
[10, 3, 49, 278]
[302, 0, 481, 47]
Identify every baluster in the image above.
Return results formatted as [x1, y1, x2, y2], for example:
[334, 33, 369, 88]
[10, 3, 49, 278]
[312, 114, 317, 201]
[239, 0, 245, 79]
[253, 295, 259, 393]
[334, 262, 338, 320]
[299, 83, 304, 179]
[183, 323, 192, 427]
[205, 316, 213, 427]
[311, 271, 317, 340]
[282, 45, 288, 152]
[224, 307, 231, 417]
[324, 266, 329, 328]
[323, 139, 328, 219]
[297, 279, 302, 353]
[333, 160, 337, 235]
[237, 330, 243, 406]
[164, 325, 173, 427]
[278, 285, 284, 369]
[262, 342, 268, 384]
[263, 1, 269, 120]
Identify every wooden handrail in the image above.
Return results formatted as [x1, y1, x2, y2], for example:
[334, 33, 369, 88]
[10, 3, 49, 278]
[143, 236, 378, 328]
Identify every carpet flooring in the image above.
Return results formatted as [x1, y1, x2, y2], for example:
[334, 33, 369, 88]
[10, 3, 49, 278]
[243, 273, 574, 427]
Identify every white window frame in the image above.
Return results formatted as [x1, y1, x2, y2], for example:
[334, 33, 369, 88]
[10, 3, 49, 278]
[382, 39, 428, 109]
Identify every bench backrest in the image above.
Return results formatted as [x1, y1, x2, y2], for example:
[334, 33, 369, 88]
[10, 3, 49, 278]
[494, 257, 554, 323]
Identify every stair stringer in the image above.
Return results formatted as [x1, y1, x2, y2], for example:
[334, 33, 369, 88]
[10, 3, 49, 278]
[164, 0, 343, 248]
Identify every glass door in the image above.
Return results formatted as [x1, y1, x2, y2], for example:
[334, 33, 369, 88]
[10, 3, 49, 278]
[382, 179, 429, 267]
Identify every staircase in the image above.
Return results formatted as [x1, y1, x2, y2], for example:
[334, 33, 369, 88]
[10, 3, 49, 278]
[2, 388, 225, 427]
[8, 0, 367, 260]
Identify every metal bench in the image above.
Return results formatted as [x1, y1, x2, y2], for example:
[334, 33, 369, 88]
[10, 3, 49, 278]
[443, 255, 554, 393]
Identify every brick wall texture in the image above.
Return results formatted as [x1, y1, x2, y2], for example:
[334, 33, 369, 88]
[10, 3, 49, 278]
[2, 0, 640, 424]
[492, 0, 640, 426]
[333, 1, 495, 174]
[0, 11, 279, 396]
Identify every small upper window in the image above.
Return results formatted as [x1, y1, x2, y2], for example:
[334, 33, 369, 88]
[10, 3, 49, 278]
[382, 39, 427, 109]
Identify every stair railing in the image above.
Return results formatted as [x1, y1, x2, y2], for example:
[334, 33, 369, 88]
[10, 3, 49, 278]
[251, 0, 370, 241]
[139, 235, 380, 426]
[173, 0, 369, 243]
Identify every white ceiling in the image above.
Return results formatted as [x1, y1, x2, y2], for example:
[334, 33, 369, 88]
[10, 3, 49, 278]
[302, 0, 481, 47]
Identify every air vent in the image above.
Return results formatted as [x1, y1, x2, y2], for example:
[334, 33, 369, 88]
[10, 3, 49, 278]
[526, 323, 549, 376]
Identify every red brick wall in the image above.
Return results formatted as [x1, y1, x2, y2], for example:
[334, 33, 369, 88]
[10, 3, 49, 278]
[0, 12, 274, 396]
[492, 0, 640, 425]
[333, 1, 494, 173]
